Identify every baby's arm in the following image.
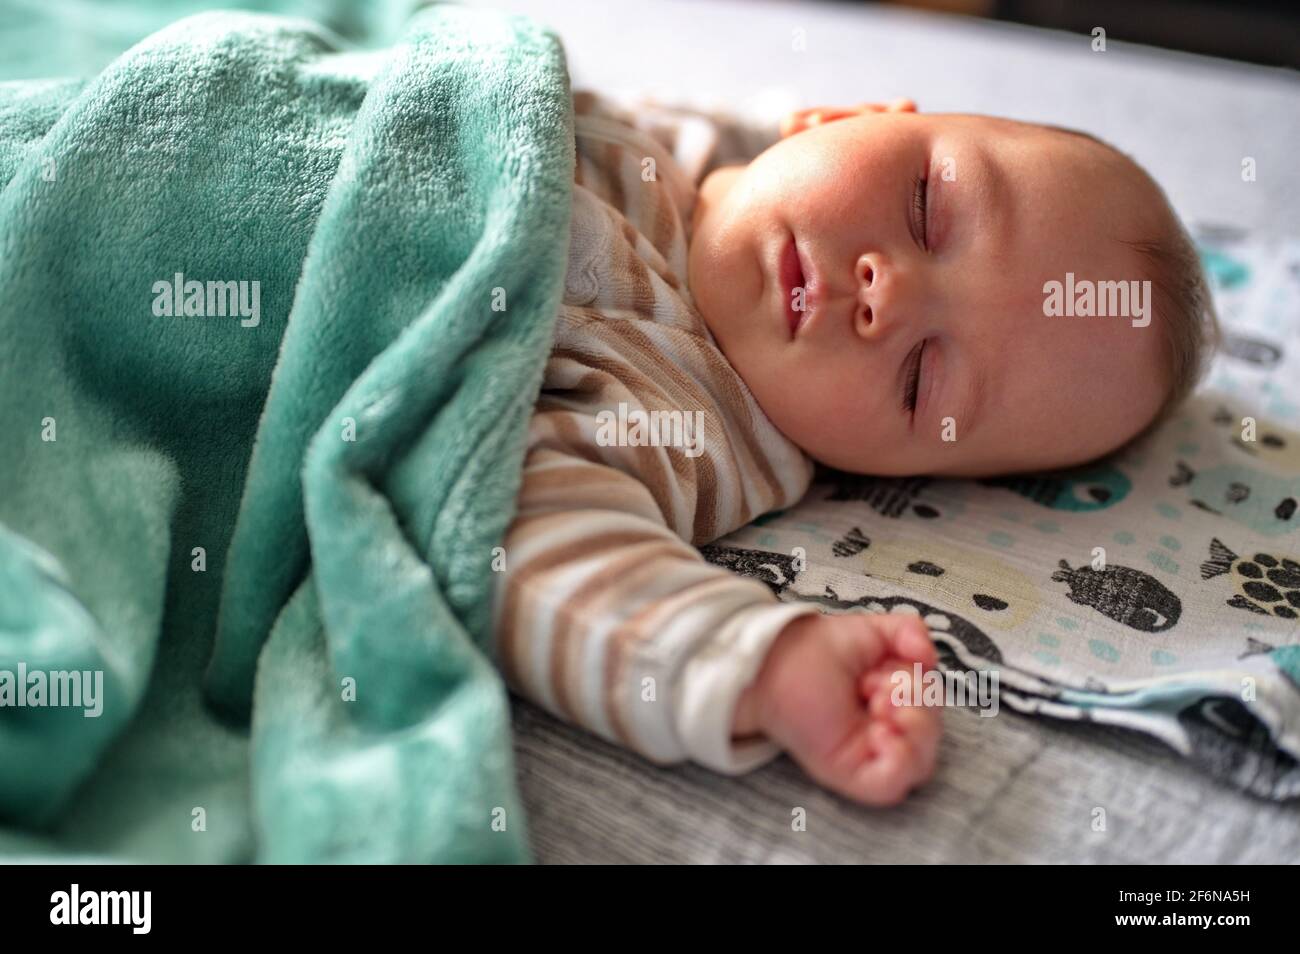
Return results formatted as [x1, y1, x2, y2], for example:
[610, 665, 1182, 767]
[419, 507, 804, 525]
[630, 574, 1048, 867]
[495, 438, 820, 773]
[494, 404, 941, 801]
[573, 89, 781, 182]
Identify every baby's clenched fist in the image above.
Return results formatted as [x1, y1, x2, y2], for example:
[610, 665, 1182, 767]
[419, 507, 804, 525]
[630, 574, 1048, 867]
[732, 611, 942, 806]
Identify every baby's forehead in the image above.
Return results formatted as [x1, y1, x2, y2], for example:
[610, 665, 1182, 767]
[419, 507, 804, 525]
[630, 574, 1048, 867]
[927, 114, 1128, 168]
[925, 112, 1048, 135]
[951, 118, 1156, 217]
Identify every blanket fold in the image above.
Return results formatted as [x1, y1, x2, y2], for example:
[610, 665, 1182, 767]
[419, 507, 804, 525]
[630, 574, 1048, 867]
[0, 4, 574, 863]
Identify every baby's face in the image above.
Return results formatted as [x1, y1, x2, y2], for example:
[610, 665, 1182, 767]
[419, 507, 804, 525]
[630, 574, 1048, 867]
[687, 107, 1168, 477]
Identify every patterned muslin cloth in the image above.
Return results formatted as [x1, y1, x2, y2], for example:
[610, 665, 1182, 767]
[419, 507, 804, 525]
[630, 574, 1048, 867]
[705, 225, 1300, 799]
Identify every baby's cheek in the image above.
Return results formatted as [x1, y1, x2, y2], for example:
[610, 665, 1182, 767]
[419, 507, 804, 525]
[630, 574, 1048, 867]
[787, 382, 893, 470]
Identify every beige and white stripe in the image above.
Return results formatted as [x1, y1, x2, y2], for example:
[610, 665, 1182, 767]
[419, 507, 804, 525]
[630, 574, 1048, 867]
[491, 92, 820, 774]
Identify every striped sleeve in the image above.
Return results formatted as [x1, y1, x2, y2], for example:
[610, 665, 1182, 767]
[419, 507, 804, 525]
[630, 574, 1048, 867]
[573, 89, 781, 185]
[489, 93, 818, 775]
[491, 318, 819, 774]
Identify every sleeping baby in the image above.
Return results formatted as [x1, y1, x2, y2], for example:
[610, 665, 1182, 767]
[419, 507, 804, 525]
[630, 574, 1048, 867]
[492, 93, 1217, 805]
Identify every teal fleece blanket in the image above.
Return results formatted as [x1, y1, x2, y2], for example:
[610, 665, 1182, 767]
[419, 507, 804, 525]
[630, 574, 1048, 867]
[0, 5, 574, 862]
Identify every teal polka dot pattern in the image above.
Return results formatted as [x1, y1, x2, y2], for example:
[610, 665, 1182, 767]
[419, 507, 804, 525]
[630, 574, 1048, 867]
[986, 531, 1015, 548]
[1151, 650, 1178, 666]
[1089, 639, 1121, 663]
[1159, 536, 1181, 551]
[1147, 550, 1179, 574]
[1113, 530, 1135, 545]
[1155, 503, 1181, 519]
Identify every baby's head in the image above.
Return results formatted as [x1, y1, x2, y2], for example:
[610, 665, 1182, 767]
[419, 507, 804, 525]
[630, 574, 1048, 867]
[687, 100, 1218, 477]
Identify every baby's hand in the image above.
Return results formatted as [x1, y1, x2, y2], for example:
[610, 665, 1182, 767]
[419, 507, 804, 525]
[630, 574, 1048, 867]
[733, 612, 941, 806]
[779, 98, 916, 138]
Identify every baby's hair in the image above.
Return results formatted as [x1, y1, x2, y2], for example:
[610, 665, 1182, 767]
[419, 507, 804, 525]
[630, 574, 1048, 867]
[1042, 123, 1221, 440]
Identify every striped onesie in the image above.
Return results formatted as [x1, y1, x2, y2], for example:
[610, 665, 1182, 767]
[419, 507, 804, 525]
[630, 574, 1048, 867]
[493, 92, 823, 774]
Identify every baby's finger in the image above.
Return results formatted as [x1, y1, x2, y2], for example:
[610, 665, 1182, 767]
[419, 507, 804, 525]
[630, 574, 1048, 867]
[861, 655, 924, 710]
[890, 700, 942, 784]
[867, 665, 909, 722]
[865, 678, 940, 788]
[842, 721, 918, 807]
[859, 666, 890, 700]
[868, 613, 939, 670]
[828, 612, 892, 675]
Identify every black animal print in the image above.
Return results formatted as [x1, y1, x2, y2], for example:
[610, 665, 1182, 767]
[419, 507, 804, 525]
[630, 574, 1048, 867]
[808, 587, 1005, 664]
[831, 527, 870, 558]
[1051, 559, 1182, 632]
[1221, 333, 1283, 367]
[699, 544, 800, 596]
[1177, 697, 1300, 799]
[822, 474, 940, 519]
[1200, 538, 1300, 620]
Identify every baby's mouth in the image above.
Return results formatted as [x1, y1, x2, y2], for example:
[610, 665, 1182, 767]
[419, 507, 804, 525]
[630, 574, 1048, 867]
[779, 235, 809, 338]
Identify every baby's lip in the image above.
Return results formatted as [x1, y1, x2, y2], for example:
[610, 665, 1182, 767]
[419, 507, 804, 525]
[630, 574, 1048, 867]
[779, 235, 814, 338]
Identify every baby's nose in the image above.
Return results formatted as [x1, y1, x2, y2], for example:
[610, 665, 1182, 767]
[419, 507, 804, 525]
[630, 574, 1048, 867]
[854, 253, 880, 337]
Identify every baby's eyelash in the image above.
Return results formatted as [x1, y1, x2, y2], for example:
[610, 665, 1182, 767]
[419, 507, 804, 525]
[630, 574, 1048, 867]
[911, 173, 929, 248]
[902, 340, 925, 413]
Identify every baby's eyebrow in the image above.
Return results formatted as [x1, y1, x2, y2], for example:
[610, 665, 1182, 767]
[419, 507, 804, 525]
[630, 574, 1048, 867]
[961, 140, 1011, 241]
[942, 144, 1000, 445]
[953, 363, 987, 444]
[928, 139, 1013, 446]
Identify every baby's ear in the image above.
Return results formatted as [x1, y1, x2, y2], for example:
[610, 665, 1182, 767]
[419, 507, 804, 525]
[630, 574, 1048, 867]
[779, 99, 918, 138]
